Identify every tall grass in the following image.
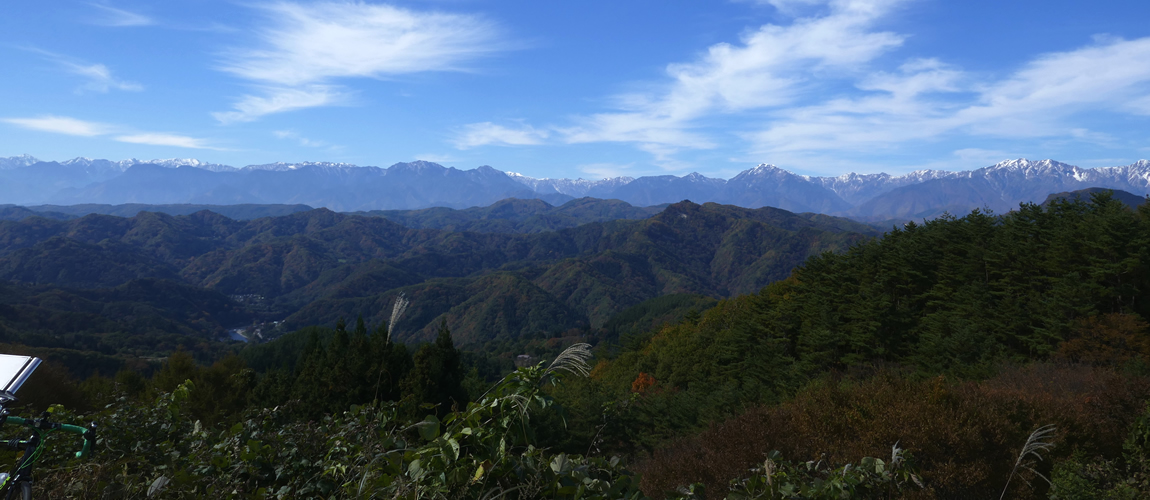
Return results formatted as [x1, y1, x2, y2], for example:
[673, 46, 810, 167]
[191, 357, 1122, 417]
[1000, 424, 1056, 499]
[386, 294, 409, 344]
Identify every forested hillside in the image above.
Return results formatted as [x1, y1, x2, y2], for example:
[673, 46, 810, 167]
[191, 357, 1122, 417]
[0, 197, 657, 230]
[349, 197, 667, 233]
[12, 191, 1150, 499]
[564, 191, 1150, 496]
[0, 201, 874, 367]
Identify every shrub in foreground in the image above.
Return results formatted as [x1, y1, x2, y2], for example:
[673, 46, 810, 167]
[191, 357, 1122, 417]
[26, 344, 645, 499]
[636, 364, 1150, 499]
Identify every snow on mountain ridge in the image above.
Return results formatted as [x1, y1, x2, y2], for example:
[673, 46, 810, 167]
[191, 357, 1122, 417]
[682, 172, 725, 185]
[242, 161, 362, 172]
[0, 154, 39, 170]
[505, 171, 636, 197]
[6, 154, 1150, 213]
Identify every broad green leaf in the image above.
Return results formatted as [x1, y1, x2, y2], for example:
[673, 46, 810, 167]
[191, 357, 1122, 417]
[408, 458, 424, 480]
[418, 414, 440, 441]
[551, 453, 571, 474]
[447, 438, 460, 460]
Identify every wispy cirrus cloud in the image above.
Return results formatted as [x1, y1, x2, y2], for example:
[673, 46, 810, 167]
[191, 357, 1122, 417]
[467, 0, 909, 168]
[61, 61, 144, 93]
[2, 115, 218, 149]
[214, 1, 508, 123]
[114, 133, 216, 149]
[453, 122, 548, 149]
[751, 36, 1150, 163]
[560, 0, 907, 162]
[578, 162, 635, 179]
[24, 47, 143, 94]
[87, 3, 154, 27]
[1, 115, 113, 136]
[453, 0, 1150, 173]
[273, 129, 329, 148]
[212, 85, 346, 124]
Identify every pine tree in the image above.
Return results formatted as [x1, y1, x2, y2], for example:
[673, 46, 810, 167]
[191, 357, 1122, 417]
[291, 329, 328, 417]
[346, 315, 372, 404]
[402, 319, 468, 414]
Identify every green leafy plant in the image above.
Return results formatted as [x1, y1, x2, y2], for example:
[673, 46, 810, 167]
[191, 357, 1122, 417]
[667, 444, 923, 500]
[28, 344, 646, 499]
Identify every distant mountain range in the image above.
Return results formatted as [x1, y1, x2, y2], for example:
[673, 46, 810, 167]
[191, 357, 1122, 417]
[0, 203, 314, 221]
[0, 198, 664, 233]
[2, 155, 1147, 220]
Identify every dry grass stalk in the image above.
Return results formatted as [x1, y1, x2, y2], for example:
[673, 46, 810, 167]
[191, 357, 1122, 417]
[999, 424, 1056, 500]
[545, 343, 593, 379]
[386, 294, 409, 344]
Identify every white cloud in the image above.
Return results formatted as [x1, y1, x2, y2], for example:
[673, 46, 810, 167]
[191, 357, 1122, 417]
[212, 86, 346, 123]
[578, 162, 635, 179]
[23, 47, 142, 93]
[479, 0, 1150, 171]
[957, 37, 1150, 132]
[557, 0, 907, 164]
[274, 129, 328, 147]
[3, 115, 217, 149]
[1, 115, 113, 136]
[454, 122, 548, 149]
[214, 1, 506, 122]
[749, 36, 1150, 157]
[114, 133, 216, 149]
[750, 59, 966, 153]
[412, 153, 460, 164]
[61, 61, 143, 93]
[88, 4, 154, 27]
[222, 2, 504, 85]
[561, 113, 713, 150]
[754, 0, 828, 12]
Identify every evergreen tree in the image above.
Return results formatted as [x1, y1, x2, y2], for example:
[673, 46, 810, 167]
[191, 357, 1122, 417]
[322, 317, 352, 411]
[291, 329, 328, 417]
[369, 322, 413, 403]
[402, 319, 468, 414]
[346, 315, 372, 404]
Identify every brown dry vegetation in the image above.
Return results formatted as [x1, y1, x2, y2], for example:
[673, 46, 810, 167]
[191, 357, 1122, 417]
[635, 364, 1150, 499]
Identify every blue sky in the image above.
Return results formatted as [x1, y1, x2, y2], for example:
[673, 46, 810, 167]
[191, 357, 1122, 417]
[3, 0, 1150, 179]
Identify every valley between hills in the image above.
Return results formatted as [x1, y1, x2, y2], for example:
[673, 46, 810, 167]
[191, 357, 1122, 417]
[8, 1, 1150, 496]
[0, 197, 876, 366]
[2, 180, 1149, 499]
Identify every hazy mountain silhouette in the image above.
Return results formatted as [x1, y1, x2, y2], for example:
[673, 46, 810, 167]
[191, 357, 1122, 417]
[4, 156, 1149, 220]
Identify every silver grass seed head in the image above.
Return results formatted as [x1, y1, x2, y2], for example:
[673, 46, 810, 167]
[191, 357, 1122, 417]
[544, 343, 593, 379]
[387, 294, 410, 343]
[1016, 424, 1057, 467]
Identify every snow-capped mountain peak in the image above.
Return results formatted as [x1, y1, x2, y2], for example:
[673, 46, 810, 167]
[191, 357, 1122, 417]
[56, 157, 237, 172]
[504, 170, 635, 197]
[733, 163, 798, 181]
[0, 154, 40, 170]
[5, 154, 1150, 217]
[985, 158, 1076, 172]
[242, 161, 361, 172]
